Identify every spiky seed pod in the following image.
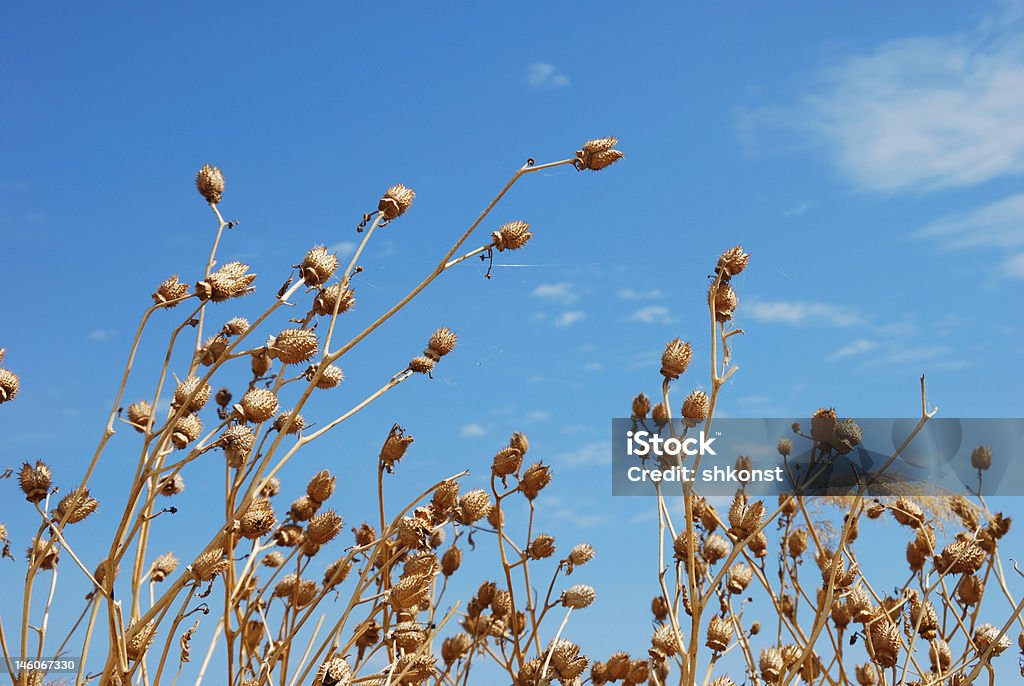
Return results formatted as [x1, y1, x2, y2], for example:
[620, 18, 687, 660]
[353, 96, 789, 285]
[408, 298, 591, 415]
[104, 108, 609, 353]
[304, 470, 336, 504]
[832, 418, 863, 454]
[548, 639, 588, 680]
[312, 656, 352, 686]
[727, 562, 753, 594]
[569, 543, 595, 567]
[220, 424, 256, 468]
[268, 329, 319, 365]
[223, 317, 249, 336]
[313, 283, 356, 318]
[306, 362, 345, 389]
[681, 390, 710, 421]
[299, 246, 339, 287]
[957, 574, 984, 606]
[200, 335, 229, 366]
[307, 511, 343, 546]
[651, 625, 682, 657]
[906, 593, 939, 639]
[520, 462, 552, 500]
[703, 534, 731, 565]
[831, 599, 852, 629]
[854, 663, 878, 686]
[605, 652, 631, 681]
[440, 545, 462, 577]
[273, 412, 305, 435]
[158, 474, 185, 496]
[150, 552, 178, 582]
[408, 356, 435, 374]
[391, 622, 427, 653]
[195, 164, 225, 204]
[396, 515, 432, 550]
[353, 522, 376, 547]
[289, 495, 320, 522]
[380, 425, 413, 472]
[93, 559, 119, 586]
[424, 327, 457, 362]
[866, 501, 886, 519]
[626, 659, 649, 685]
[491, 220, 533, 251]
[777, 439, 794, 458]
[323, 558, 353, 590]
[971, 445, 992, 471]
[171, 413, 203, 449]
[294, 578, 319, 607]
[389, 574, 432, 611]
[239, 498, 276, 540]
[442, 633, 473, 665]
[260, 476, 281, 498]
[173, 375, 211, 412]
[262, 551, 284, 568]
[19, 461, 53, 503]
[56, 487, 99, 524]
[706, 615, 732, 652]
[189, 548, 228, 582]
[528, 533, 556, 560]
[660, 338, 693, 380]
[456, 489, 492, 524]
[575, 136, 623, 171]
[27, 538, 59, 570]
[491, 446, 522, 480]
[937, 539, 986, 574]
[213, 389, 233, 410]
[152, 275, 190, 307]
[713, 283, 738, 322]
[125, 400, 152, 432]
[489, 588, 513, 618]
[632, 392, 651, 419]
[928, 639, 952, 672]
[650, 595, 669, 622]
[949, 495, 980, 530]
[759, 647, 784, 682]
[378, 184, 415, 220]
[716, 246, 750, 278]
[402, 551, 440, 579]
[651, 401, 669, 427]
[394, 653, 437, 684]
[891, 497, 925, 529]
[867, 621, 900, 668]
[429, 480, 459, 519]
[274, 523, 304, 547]
[974, 623, 1011, 656]
[196, 262, 256, 302]
[561, 584, 596, 609]
[125, 620, 157, 661]
[673, 530, 697, 561]
[709, 678, 736, 686]
[237, 388, 280, 423]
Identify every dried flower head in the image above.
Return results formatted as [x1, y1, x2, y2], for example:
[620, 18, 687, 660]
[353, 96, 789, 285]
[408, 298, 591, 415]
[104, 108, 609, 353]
[152, 275, 190, 307]
[173, 375, 211, 412]
[561, 584, 597, 609]
[457, 489, 493, 524]
[706, 615, 733, 652]
[520, 462, 552, 500]
[777, 438, 793, 457]
[408, 355, 435, 374]
[974, 623, 1011, 656]
[268, 328, 319, 365]
[681, 389, 710, 421]
[171, 413, 203, 449]
[491, 446, 523, 480]
[19, 460, 52, 503]
[660, 338, 692, 380]
[126, 620, 157, 661]
[442, 633, 473, 665]
[424, 327, 457, 361]
[222, 317, 249, 336]
[441, 546, 462, 576]
[201, 334, 229, 366]
[313, 656, 352, 686]
[971, 444, 992, 471]
[323, 558, 353, 590]
[379, 184, 415, 220]
[569, 543, 595, 568]
[306, 469, 336, 503]
[716, 245, 750, 279]
[727, 562, 753, 594]
[237, 388, 280, 423]
[189, 548, 228, 582]
[56, 487, 99, 524]
[381, 424, 414, 473]
[575, 136, 624, 171]
[157, 473, 185, 497]
[273, 411, 306, 435]
[290, 495, 321, 522]
[307, 510, 344, 546]
[306, 362, 345, 389]
[27, 538, 59, 570]
[632, 392, 651, 419]
[239, 498, 276, 540]
[150, 552, 178, 582]
[196, 262, 256, 302]
[301, 245, 339, 287]
[195, 164, 225, 204]
[313, 283, 356, 317]
[389, 574, 432, 611]
[262, 551, 284, 568]
[492, 220, 533, 251]
[759, 647, 784, 682]
[713, 283, 739, 322]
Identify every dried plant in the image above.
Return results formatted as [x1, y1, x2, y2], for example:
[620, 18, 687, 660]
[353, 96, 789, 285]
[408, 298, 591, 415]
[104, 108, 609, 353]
[2, 136, 1022, 686]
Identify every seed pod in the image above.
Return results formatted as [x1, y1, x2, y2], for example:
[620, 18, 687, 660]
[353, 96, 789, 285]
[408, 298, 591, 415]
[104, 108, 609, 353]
[290, 495, 320, 522]
[260, 476, 281, 498]
[199, 334, 229, 367]
[777, 439, 793, 457]
[353, 522, 376, 547]
[126, 400, 152, 432]
[713, 283, 738, 322]
[196, 262, 256, 302]
[759, 647, 784, 683]
[726, 562, 753, 594]
[313, 283, 355, 317]
[936, 539, 986, 574]
[239, 498, 276, 540]
[220, 424, 256, 468]
[867, 621, 900, 668]
[431, 479, 460, 518]
[528, 533, 556, 560]
[706, 615, 732, 652]
[632, 393, 651, 419]
[378, 184, 415, 220]
[389, 574, 431, 611]
[171, 413, 203, 449]
[27, 538, 59, 570]
[222, 317, 249, 336]
[173, 375, 211, 412]
[441, 546, 462, 576]
[492, 220, 533, 251]
[491, 446, 522, 480]
[152, 275, 190, 307]
[569, 543, 595, 567]
[681, 390, 710, 421]
[442, 633, 473, 664]
[974, 623, 1011, 656]
[957, 574, 984, 606]
[810, 407, 838, 444]
[660, 338, 692, 380]
[306, 470, 336, 503]
[854, 663, 878, 686]
[268, 329, 319, 365]
[18, 461, 53, 503]
[195, 164, 225, 204]
[716, 246, 750, 279]
[323, 558, 353, 589]
[651, 595, 669, 621]
[157, 474, 185, 496]
[237, 388, 280, 423]
[561, 584, 596, 609]
[56, 487, 99, 524]
[189, 548, 228, 582]
[456, 489, 492, 524]
[520, 463, 552, 500]
[575, 136, 623, 171]
[313, 655, 352, 686]
[262, 551, 284, 568]
[380, 424, 413, 473]
[307, 511, 343, 546]
[547, 639, 587, 680]
[126, 620, 157, 661]
[301, 246, 339, 287]
[424, 327, 457, 361]
[149, 552, 178, 582]
[971, 445, 992, 471]
[891, 497, 925, 528]
[703, 534, 730, 565]
[408, 356, 435, 374]
[651, 625, 681, 657]
[274, 524, 304, 548]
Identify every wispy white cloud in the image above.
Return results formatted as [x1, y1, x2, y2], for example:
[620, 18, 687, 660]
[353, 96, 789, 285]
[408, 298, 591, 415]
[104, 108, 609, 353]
[557, 441, 608, 467]
[328, 240, 357, 257]
[531, 282, 579, 305]
[1003, 252, 1024, 279]
[555, 311, 586, 327]
[627, 305, 675, 325]
[87, 329, 116, 343]
[461, 424, 486, 438]
[827, 339, 877, 361]
[914, 192, 1024, 278]
[525, 410, 551, 422]
[745, 299, 862, 327]
[783, 202, 810, 217]
[617, 288, 665, 300]
[749, 7, 1024, 192]
[527, 62, 570, 89]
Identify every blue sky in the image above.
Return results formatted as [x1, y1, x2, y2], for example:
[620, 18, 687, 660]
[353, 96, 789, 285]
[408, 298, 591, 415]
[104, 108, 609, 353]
[2, 1, 1023, 683]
